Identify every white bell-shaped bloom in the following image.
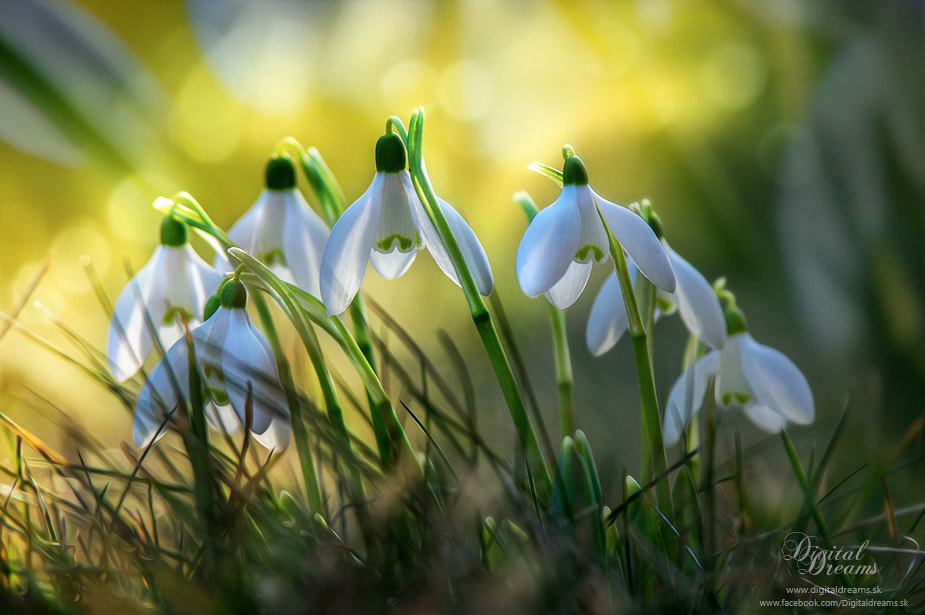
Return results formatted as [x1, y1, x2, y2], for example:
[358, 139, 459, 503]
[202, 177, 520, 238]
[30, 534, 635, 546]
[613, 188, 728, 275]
[132, 332, 239, 448]
[320, 132, 493, 316]
[215, 156, 328, 297]
[586, 244, 726, 355]
[192, 280, 291, 449]
[662, 327, 814, 445]
[516, 155, 675, 309]
[107, 216, 222, 382]
[133, 280, 291, 450]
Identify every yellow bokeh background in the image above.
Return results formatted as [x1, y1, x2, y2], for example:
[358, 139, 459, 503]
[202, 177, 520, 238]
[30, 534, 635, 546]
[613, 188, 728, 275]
[1, 0, 922, 476]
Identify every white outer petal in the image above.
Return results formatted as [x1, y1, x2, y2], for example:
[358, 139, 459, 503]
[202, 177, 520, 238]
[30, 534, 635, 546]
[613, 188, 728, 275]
[192, 308, 229, 401]
[739, 334, 814, 424]
[408, 181, 494, 295]
[666, 245, 726, 350]
[319, 176, 382, 315]
[281, 189, 329, 297]
[715, 333, 752, 407]
[663, 351, 721, 445]
[107, 246, 170, 381]
[216, 191, 272, 272]
[742, 403, 788, 433]
[586, 265, 637, 356]
[515, 186, 582, 298]
[133, 337, 191, 447]
[595, 193, 676, 293]
[370, 247, 417, 279]
[179, 244, 224, 320]
[205, 402, 241, 436]
[543, 260, 592, 309]
[220, 309, 284, 435]
[252, 418, 291, 450]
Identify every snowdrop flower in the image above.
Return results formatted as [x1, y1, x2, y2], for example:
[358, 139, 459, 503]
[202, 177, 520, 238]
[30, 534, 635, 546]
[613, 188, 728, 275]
[107, 215, 223, 382]
[662, 307, 814, 445]
[132, 330, 239, 448]
[215, 156, 329, 297]
[133, 281, 291, 450]
[586, 243, 726, 355]
[516, 155, 675, 309]
[320, 132, 493, 316]
[193, 279, 291, 450]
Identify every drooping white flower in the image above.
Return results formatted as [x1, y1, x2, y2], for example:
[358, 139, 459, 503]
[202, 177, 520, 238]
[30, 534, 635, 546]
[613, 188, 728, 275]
[662, 313, 814, 445]
[516, 155, 676, 309]
[192, 280, 291, 450]
[132, 331, 239, 448]
[132, 280, 291, 450]
[320, 132, 493, 316]
[107, 215, 223, 382]
[586, 243, 726, 355]
[215, 156, 329, 297]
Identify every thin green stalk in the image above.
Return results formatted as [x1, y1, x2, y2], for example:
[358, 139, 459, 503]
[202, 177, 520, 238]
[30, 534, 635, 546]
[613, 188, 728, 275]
[230, 248, 416, 473]
[400, 109, 551, 500]
[548, 304, 574, 438]
[251, 293, 323, 516]
[598, 206, 672, 517]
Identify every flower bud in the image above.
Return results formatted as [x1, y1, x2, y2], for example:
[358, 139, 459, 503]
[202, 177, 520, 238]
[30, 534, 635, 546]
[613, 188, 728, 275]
[375, 132, 406, 173]
[220, 279, 248, 309]
[160, 216, 188, 247]
[265, 156, 296, 191]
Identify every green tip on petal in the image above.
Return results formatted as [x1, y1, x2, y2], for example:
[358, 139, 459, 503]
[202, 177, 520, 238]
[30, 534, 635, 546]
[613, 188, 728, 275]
[220, 279, 248, 309]
[265, 156, 297, 190]
[160, 216, 188, 247]
[203, 293, 221, 320]
[562, 155, 589, 186]
[724, 305, 748, 336]
[375, 132, 406, 173]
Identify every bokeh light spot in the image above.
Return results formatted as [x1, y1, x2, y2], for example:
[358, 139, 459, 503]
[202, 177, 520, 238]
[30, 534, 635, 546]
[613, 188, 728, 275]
[170, 63, 243, 164]
[437, 62, 494, 122]
[49, 224, 110, 294]
[701, 42, 767, 110]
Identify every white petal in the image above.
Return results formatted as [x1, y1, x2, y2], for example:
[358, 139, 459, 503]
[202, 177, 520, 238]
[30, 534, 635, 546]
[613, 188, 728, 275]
[409, 182, 494, 296]
[739, 334, 814, 424]
[133, 337, 191, 446]
[192, 308, 230, 403]
[742, 403, 788, 433]
[715, 333, 753, 407]
[107, 246, 170, 381]
[281, 189, 328, 297]
[370, 247, 417, 279]
[216, 192, 272, 272]
[205, 402, 241, 435]
[595, 193, 676, 293]
[179, 244, 224, 320]
[543, 260, 592, 309]
[319, 177, 382, 315]
[252, 418, 291, 450]
[586, 266, 637, 356]
[220, 310, 285, 435]
[663, 351, 721, 445]
[515, 186, 582, 298]
[667, 245, 726, 350]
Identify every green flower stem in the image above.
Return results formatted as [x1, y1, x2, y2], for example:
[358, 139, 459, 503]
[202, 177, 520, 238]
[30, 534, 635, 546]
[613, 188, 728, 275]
[598, 206, 673, 517]
[402, 109, 551, 501]
[549, 304, 575, 438]
[229, 248, 416, 474]
[251, 292, 324, 516]
[514, 191, 575, 438]
[275, 138, 384, 471]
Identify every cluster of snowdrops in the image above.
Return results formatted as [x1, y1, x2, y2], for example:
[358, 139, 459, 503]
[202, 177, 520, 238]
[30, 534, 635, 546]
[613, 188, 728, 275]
[106, 111, 814, 477]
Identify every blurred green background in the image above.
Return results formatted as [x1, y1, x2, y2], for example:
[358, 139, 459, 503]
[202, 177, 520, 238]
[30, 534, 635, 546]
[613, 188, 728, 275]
[1, 0, 923, 491]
